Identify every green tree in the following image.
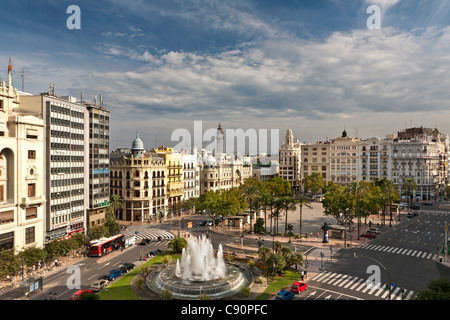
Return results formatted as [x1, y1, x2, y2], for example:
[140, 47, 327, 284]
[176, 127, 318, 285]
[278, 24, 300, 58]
[402, 178, 417, 210]
[109, 194, 124, 219]
[302, 172, 325, 194]
[294, 194, 312, 237]
[345, 181, 369, 240]
[415, 278, 450, 300]
[259, 192, 274, 232]
[104, 208, 121, 237]
[242, 184, 262, 234]
[168, 237, 188, 254]
[281, 196, 297, 236]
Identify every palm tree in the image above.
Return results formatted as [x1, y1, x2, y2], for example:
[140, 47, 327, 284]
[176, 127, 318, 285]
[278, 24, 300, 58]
[272, 198, 284, 235]
[295, 194, 312, 237]
[110, 194, 124, 220]
[402, 178, 417, 211]
[242, 185, 261, 234]
[379, 179, 399, 226]
[345, 181, 368, 240]
[260, 192, 274, 233]
[281, 196, 297, 235]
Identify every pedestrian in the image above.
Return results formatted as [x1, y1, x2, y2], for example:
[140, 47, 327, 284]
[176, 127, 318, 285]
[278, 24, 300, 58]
[54, 259, 58, 267]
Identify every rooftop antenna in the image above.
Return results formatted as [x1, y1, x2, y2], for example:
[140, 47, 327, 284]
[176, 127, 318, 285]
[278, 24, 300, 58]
[49, 82, 55, 95]
[80, 92, 84, 103]
[20, 68, 26, 92]
[99, 92, 103, 106]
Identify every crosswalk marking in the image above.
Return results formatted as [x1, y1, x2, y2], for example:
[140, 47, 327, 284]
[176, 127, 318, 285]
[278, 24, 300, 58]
[363, 244, 435, 261]
[310, 271, 415, 300]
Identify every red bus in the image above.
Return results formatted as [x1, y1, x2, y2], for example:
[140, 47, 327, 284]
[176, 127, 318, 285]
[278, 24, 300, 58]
[89, 234, 125, 257]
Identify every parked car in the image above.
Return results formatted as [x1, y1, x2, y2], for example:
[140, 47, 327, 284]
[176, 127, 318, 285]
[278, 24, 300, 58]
[103, 269, 124, 281]
[276, 290, 295, 300]
[146, 249, 162, 258]
[360, 231, 377, 239]
[369, 228, 381, 235]
[290, 282, 307, 294]
[140, 238, 151, 245]
[422, 202, 433, 206]
[89, 279, 109, 292]
[119, 263, 135, 273]
[70, 289, 93, 300]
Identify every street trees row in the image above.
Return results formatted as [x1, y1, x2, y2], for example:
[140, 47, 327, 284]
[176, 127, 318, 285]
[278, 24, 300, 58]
[321, 178, 403, 239]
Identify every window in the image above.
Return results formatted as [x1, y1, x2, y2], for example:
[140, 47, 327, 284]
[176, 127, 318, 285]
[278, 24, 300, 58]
[28, 184, 36, 197]
[0, 185, 3, 201]
[26, 207, 37, 220]
[25, 227, 35, 245]
[28, 150, 36, 159]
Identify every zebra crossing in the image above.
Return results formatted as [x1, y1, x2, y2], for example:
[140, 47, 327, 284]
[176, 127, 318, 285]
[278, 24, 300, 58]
[122, 226, 175, 242]
[310, 271, 415, 300]
[360, 243, 437, 261]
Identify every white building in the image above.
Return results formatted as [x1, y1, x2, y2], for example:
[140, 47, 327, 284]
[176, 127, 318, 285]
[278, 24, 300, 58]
[20, 91, 90, 242]
[358, 137, 393, 182]
[279, 129, 302, 191]
[0, 61, 45, 251]
[182, 151, 199, 200]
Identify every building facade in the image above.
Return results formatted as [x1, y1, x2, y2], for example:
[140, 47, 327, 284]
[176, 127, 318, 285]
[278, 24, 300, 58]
[21, 92, 90, 242]
[84, 101, 111, 228]
[110, 135, 167, 222]
[279, 129, 302, 191]
[329, 130, 360, 185]
[0, 62, 45, 251]
[391, 127, 448, 200]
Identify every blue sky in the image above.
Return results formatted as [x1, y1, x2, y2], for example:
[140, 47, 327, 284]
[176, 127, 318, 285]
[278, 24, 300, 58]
[2, 0, 450, 151]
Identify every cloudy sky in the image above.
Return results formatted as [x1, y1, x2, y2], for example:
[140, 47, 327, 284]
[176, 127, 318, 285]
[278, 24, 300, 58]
[2, 0, 450, 153]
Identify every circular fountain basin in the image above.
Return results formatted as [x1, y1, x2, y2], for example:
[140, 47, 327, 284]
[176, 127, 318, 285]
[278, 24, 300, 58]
[147, 262, 252, 300]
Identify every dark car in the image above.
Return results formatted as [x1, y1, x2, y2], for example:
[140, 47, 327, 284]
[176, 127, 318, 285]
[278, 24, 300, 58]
[103, 269, 124, 281]
[140, 239, 151, 245]
[411, 205, 420, 210]
[276, 290, 295, 300]
[119, 263, 135, 273]
[407, 211, 420, 218]
[199, 220, 207, 226]
[422, 202, 433, 206]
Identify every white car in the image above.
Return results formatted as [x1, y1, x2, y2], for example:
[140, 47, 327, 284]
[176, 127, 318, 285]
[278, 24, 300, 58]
[369, 228, 381, 235]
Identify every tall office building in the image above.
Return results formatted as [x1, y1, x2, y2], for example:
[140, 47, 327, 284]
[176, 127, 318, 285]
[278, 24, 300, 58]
[84, 100, 111, 227]
[0, 61, 45, 251]
[21, 89, 90, 242]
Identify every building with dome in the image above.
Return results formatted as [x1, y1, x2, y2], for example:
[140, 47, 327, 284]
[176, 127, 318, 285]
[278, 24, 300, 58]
[110, 136, 167, 222]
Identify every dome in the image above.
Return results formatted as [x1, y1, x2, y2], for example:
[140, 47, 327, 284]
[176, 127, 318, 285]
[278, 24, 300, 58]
[131, 133, 144, 150]
[204, 154, 217, 166]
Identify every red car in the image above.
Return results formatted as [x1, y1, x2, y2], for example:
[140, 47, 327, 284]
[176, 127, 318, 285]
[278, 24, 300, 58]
[290, 281, 307, 293]
[361, 231, 377, 239]
[70, 289, 93, 300]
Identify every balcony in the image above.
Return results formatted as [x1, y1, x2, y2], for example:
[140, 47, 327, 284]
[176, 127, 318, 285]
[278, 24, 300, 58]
[21, 195, 45, 208]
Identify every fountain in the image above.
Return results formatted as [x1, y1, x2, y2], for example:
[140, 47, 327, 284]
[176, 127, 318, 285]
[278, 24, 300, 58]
[147, 235, 252, 299]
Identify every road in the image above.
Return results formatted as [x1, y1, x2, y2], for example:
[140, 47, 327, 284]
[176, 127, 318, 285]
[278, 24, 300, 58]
[306, 203, 450, 300]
